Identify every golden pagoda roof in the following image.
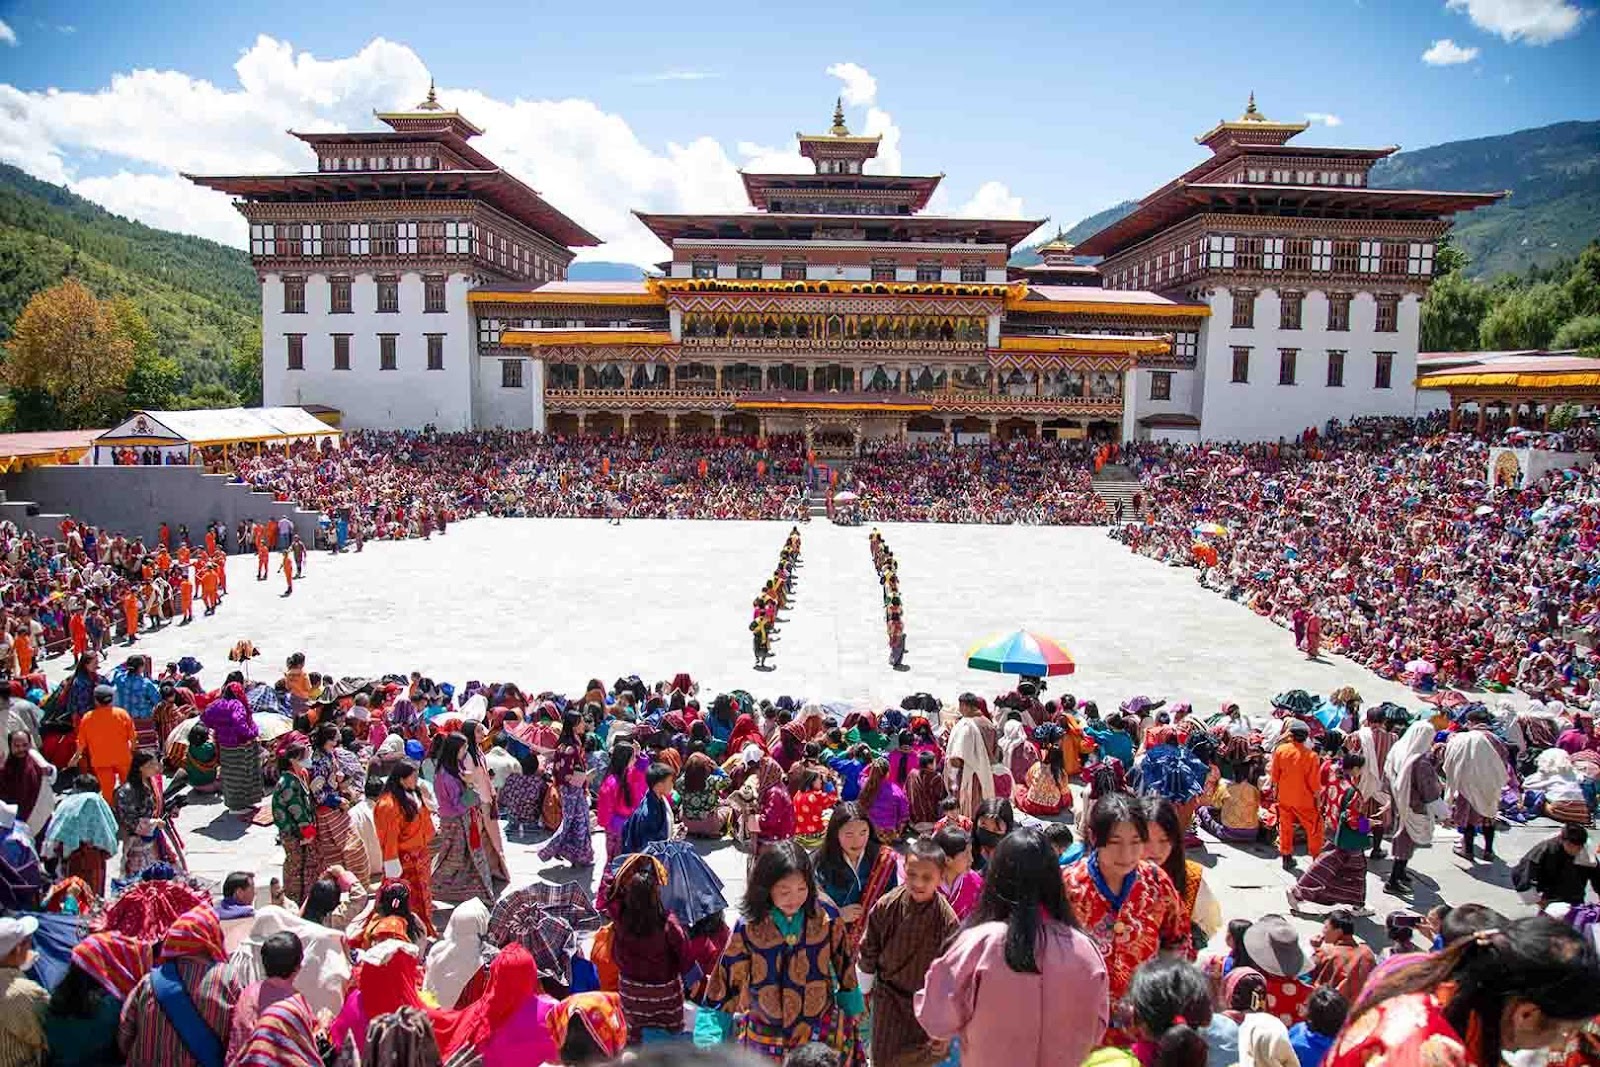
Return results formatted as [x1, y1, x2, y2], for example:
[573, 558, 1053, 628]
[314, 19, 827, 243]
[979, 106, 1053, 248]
[375, 80, 486, 137]
[1194, 92, 1309, 146]
[797, 97, 882, 147]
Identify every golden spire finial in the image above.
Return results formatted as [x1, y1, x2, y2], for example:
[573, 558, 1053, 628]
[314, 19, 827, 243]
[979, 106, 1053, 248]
[830, 97, 850, 136]
[417, 79, 443, 111]
[1241, 91, 1264, 121]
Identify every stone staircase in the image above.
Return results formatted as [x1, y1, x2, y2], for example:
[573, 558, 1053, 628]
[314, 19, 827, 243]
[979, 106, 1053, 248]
[0, 487, 71, 537]
[1092, 463, 1145, 522]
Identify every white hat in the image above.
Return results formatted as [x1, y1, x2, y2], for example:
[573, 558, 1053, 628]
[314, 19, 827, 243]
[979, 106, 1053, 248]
[0, 916, 37, 958]
[0, 801, 17, 830]
[742, 744, 763, 765]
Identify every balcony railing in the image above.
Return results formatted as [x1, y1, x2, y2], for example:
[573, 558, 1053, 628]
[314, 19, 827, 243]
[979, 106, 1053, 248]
[542, 388, 1125, 416]
[679, 336, 987, 353]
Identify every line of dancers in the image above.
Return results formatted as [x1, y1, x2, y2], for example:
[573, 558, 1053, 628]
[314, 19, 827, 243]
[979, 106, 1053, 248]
[751, 526, 802, 669]
[869, 527, 906, 669]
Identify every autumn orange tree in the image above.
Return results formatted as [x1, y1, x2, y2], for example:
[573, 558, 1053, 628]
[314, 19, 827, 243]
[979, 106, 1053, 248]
[3, 278, 136, 428]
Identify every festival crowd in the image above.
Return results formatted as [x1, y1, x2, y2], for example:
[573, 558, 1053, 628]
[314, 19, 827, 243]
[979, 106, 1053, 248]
[0, 646, 1589, 1067]
[1117, 419, 1600, 703]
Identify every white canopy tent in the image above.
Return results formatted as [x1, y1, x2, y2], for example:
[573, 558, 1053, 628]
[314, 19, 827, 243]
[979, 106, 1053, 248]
[93, 407, 341, 465]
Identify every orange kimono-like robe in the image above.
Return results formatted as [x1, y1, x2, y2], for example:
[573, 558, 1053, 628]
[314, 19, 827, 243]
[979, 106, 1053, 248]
[374, 790, 438, 935]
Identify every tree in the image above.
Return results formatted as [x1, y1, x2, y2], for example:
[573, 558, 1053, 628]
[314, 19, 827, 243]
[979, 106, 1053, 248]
[1421, 271, 1492, 351]
[108, 297, 180, 413]
[2, 278, 134, 428]
[1552, 314, 1600, 351]
[1433, 234, 1467, 280]
[1566, 243, 1600, 319]
[1478, 282, 1574, 351]
[175, 381, 241, 409]
[227, 322, 263, 406]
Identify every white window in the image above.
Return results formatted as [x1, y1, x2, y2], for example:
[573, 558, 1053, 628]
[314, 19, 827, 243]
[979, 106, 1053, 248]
[398, 221, 418, 256]
[478, 318, 502, 345]
[305, 224, 322, 257]
[1207, 234, 1236, 268]
[249, 223, 275, 257]
[1311, 239, 1333, 272]
[1359, 240, 1381, 274]
[1181, 243, 1192, 276]
[1264, 237, 1285, 271]
[1175, 332, 1198, 363]
[1408, 242, 1435, 276]
[445, 220, 473, 255]
[350, 223, 370, 257]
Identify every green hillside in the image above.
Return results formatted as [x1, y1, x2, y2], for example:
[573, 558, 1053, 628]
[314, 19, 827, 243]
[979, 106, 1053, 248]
[1014, 120, 1600, 280]
[0, 163, 258, 393]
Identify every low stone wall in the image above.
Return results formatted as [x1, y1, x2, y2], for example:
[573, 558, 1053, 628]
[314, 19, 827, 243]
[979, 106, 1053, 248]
[1, 465, 320, 548]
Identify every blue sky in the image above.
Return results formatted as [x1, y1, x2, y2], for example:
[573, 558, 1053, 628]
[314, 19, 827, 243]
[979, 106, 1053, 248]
[0, 0, 1595, 263]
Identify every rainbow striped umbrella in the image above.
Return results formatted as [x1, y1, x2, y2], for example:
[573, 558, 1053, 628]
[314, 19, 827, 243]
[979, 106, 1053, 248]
[966, 628, 1076, 677]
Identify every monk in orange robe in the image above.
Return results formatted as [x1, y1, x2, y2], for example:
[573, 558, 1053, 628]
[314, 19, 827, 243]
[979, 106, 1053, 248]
[178, 573, 194, 623]
[204, 528, 216, 556]
[68, 612, 87, 658]
[200, 565, 219, 615]
[280, 550, 294, 595]
[77, 689, 136, 802]
[14, 628, 33, 677]
[256, 537, 269, 581]
[211, 549, 228, 595]
[177, 544, 191, 569]
[121, 589, 140, 644]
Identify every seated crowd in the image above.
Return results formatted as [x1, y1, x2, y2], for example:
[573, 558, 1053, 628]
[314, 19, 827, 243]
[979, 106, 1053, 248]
[1116, 418, 1600, 702]
[849, 439, 1107, 525]
[0, 655, 1593, 1067]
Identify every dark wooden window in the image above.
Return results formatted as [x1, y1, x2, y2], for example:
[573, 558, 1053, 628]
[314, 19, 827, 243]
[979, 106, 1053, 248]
[871, 262, 896, 282]
[959, 265, 986, 283]
[1376, 295, 1399, 333]
[376, 277, 399, 313]
[915, 265, 941, 282]
[1231, 347, 1250, 383]
[1326, 350, 1345, 387]
[1149, 371, 1172, 401]
[1280, 292, 1303, 330]
[424, 275, 447, 313]
[781, 260, 806, 280]
[736, 261, 763, 280]
[501, 359, 524, 388]
[691, 260, 716, 279]
[1231, 291, 1255, 329]
[1375, 352, 1394, 389]
[329, 276, 351, 314]
[283, 277, 305, 314]
[286, 334, 304, 370]
[379, 334, 397, 370]
[332, 334, 351, 371]
[426, 335, 444, 370]
[1327, 293, 1351, 332]
[1278, 348, 1298, 385]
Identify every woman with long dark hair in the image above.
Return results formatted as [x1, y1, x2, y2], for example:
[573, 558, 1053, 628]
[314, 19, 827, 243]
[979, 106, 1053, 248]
[697, 840, 862, 1058]
[604, 853, 693, 1038]
[1144, 797, 1219, 953]
[201, 679, 263, 811]
[812, 801, 899, 952]
[1015, 724, 1070, 817]
[431, 733, 497, 904]
[856, 757, 909, 842]
[539, 710, 595, 867]
[1063, 792, 1187, 1033]
[307, 723, 367, 886]
[113, 749, 186, 876]
[1325, 916, 1600, 1067]
[271, 741, 317, 903]
[916, 826, 1108, 1067]
[373, 760, 437, 935]
[679, 751, 728, 838]
[597, 740, 646, 866]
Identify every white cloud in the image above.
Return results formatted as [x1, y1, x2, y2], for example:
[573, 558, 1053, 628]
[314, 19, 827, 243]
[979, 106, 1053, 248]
[0, 38, 1019, 267]
[0, 19, 16, 45]
[1422, 38, 1481, 64]
[824, 62, 877, 107]
[955, 181, 1025, 218]
[633, 70, 718, 83]
[1304, 112, 1343, 127]
[1445, 0, 1585, 43]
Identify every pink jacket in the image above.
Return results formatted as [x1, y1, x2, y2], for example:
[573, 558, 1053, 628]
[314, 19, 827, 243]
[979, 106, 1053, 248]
[597, 767, 648, 832]
[915, 919, 1109, 1067]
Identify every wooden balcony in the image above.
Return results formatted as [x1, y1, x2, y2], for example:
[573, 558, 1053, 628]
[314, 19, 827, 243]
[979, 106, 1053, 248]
[542, 388, 1125, 418]
[678, 336, 987, 354]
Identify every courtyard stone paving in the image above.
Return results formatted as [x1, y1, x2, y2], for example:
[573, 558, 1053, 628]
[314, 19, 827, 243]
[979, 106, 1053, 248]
[64, 517, 1541, 947]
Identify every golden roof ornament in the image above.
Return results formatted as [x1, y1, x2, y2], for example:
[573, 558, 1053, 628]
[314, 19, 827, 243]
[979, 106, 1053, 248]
[830, 97, 850, 137]
[1240, 91, 1265, 122]
[416, 79, 444, 112]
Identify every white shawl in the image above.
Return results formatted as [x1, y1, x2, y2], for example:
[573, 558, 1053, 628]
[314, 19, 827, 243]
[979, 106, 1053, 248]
[1442, 730, 1507, 820]
[1385, 721, 1438, 845]
[423, 897, 491, 1010]
[946, 717, 995, 807]
[225, 905, 352, 1018]
[1354, 727, 1389, 803]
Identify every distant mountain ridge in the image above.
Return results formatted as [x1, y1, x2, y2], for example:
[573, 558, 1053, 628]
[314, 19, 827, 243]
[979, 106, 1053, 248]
[1013, 120, 1600, 279]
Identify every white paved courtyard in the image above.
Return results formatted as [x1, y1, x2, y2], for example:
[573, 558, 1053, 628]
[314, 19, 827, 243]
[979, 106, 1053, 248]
[67, 517, 1540, 944]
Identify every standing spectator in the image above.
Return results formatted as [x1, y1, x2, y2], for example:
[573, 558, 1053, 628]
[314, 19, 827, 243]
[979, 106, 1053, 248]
[1270, 721, 1322, 872]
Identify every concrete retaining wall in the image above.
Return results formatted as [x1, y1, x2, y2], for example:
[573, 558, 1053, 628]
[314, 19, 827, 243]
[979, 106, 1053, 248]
[1, 466, 321, 548]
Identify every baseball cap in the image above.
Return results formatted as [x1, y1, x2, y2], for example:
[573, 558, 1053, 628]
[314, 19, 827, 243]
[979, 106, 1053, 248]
[0, 916, 37, 958]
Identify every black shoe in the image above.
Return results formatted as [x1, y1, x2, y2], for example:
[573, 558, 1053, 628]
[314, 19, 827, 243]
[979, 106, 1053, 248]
[1281, 856, 1296, 871]
[1369, 845, 1385, 860]
[1383, 878, 1410, 896]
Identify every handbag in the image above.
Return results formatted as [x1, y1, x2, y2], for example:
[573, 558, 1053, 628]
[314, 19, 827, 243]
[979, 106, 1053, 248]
[542, 783, 563, 831]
